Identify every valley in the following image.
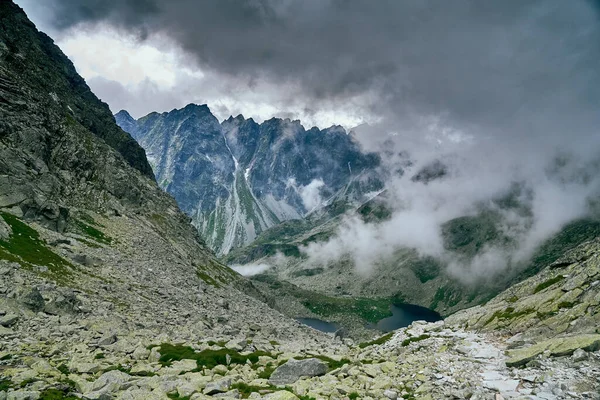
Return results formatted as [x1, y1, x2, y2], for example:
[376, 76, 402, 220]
[1, 1, 600, 399]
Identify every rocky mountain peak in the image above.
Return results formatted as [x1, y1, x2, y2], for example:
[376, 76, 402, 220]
[117, 104, 383, 254]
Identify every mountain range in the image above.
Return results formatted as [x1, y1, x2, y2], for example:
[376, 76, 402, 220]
[116, 107, 383, 255]
[2, 2, 600, 398]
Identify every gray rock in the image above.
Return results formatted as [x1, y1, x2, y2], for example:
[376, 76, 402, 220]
[90, 370, 131, 393]
[572, 348, 588, 362]
[21, 288, 44, 312]
[268, 358, 328, 385]
[98, 334, 117, 346]
[203, 377, 232, 395]
[6, 391, 40, 400]
[0, 217, 11, 241]
[43, 291, 81, 315]
[0, 314, 18, 327]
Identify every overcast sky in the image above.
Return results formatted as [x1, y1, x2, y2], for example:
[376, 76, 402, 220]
[14, 0, 600, 280]
[15, 0, 600, 134]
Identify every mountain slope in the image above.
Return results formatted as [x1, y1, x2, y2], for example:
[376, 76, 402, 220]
[116, 108, 383, 254]
[0, 3, 340, 398]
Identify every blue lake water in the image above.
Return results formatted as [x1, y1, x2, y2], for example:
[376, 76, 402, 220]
[296, 317, 339, 333]
[374, 303, 442, 332]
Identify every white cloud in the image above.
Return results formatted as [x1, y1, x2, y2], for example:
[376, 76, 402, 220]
[229, 263, 271, 277]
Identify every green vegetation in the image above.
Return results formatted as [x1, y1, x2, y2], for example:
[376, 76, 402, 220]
[57, 364, 70, 375]
[20, 378, 39, 387]
[167, 393, 191, 400]
[151, 343, 272, 370]
[357, 198, 392, 223]
[484, 307, 534, 326]
[39, 388, 79, 400]
[520, 219, 600, 279]
[533, 275, 565, 294]
[358, 332, 394, 349]
[79, 212, 104, 228]
[0, 379, 12, 391]
[290, 268, 324, 278]
[309, 355, 351, 371]
[0, 212, 73, 280]
[557, 301, 577, 309]
[429, 285, 463, 310]
[441, 212, 507, 257]
[401, 334, 430, 347]
[72, 219, 113, 245]
[408, 256, 443, 283]
[302, 296, 394, 324]
[257, 363, 277, 379]
[196, 270, 221, 288]
[348, 393, 360, 400]
[94, 352, 105, 359]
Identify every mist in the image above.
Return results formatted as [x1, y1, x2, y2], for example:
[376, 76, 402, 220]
[22, 0, 600, 281]
[300, 125, 600, 281]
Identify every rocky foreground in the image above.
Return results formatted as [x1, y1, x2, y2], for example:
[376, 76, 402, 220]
[1, 212, 599, 400]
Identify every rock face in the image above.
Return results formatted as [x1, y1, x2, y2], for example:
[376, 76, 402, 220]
[0, 3, 153, 180]
[116, 109, 382, 254]
[268, 358, 328, 385]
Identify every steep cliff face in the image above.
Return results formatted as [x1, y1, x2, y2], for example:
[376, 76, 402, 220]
[116, 108, 382, 254]
[0, 0, 233, 283]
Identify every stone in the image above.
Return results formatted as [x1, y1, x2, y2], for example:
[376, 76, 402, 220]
[268, 358, 328, 385]
[383, 389, 398, 399]
[0, 218, 11, 241]
[203, 377, 232, 395]
[91, 370, 131, 392]
[0, 314, 18, 327]
[71, 362, 102, 374]
[21, 288, 45, 312]
[43, 291, 81, 315]
[506, 335, 600, 367]
[0, 326, 14, 336]
[98, 334, 118, 346]
[262, 392, 299, 400]
[6, 391, 40, 400]
[572, 348, 588, 362]
[132, 346, 150, 360]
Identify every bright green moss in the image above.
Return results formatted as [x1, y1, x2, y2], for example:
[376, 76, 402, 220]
[151, 343, 273, 370]
[358, 332, 394, 349]
[401, 334, 430, 347]
[72, 219, 113, 244]
[533, 275, 565, 294]
[0, 212, 73, 279]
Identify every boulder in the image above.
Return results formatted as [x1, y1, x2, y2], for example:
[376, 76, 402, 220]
[0, 217, 11, 241]
[90, 370, 132, 393]
[506, 334, 600, 367]
[0, 314, 18, 327]
[203, 377, 232, 395]
[268, 358, 328, 385]
[263, 392, 299, 400]
[21, 288, 45, 312]
[43, 291, 81, 315]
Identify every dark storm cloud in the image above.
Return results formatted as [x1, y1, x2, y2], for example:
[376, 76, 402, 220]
[38, 0, 600, 138]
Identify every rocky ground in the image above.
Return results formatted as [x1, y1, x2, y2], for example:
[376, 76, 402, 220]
[1, 210, 599, 399]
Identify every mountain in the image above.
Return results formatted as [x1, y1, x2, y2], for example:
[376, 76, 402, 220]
[2, 2, 600, 399]
[0, 2, 339, 398]
[116, 107, 383, 254]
